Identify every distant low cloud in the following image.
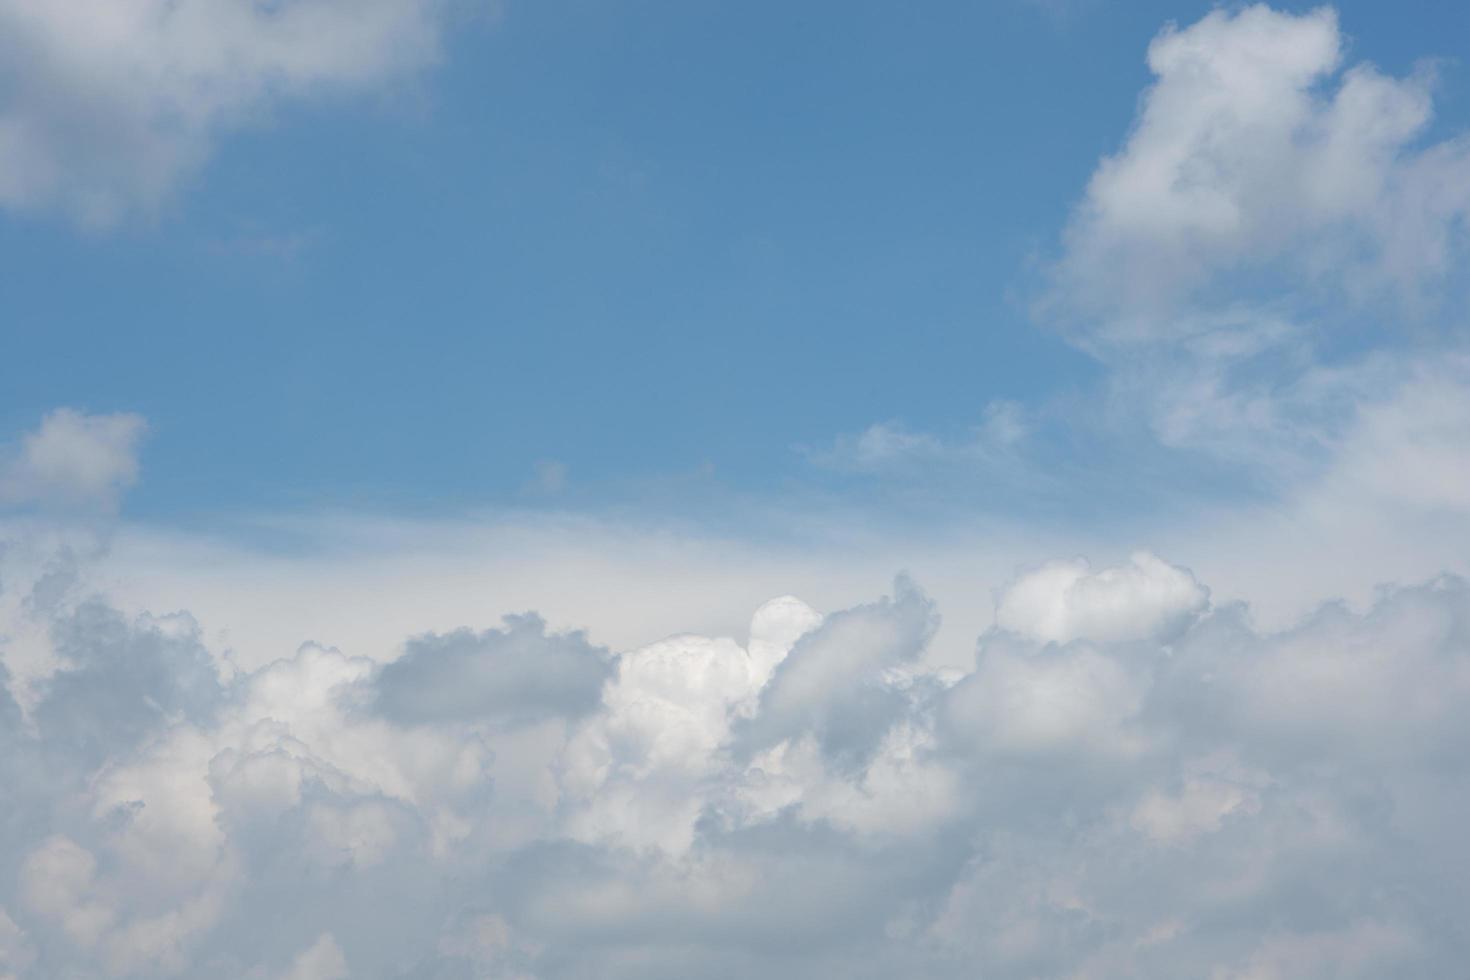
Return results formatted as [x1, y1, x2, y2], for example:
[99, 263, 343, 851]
[2, 527, 1469, 977]
[0, 0, 471, 226]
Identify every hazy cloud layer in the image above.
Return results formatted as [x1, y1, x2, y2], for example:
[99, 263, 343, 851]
[1, 529, 1468, 978]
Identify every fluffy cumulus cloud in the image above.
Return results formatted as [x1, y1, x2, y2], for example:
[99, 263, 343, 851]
[1051, 3, 1470, 340]
[824, 8, 1470, 502]
[994, 551, 1208, 645]
[0, 0, 469, 225]
[2, 515, 1470, 978]
[1027, 3, 1470, 514]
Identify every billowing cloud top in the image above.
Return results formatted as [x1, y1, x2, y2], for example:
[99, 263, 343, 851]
[994, 552, 1208, 645]
[3, 535, 1469, 977]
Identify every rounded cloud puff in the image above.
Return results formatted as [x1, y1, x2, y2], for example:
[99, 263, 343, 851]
[994, 551, 1209, 645]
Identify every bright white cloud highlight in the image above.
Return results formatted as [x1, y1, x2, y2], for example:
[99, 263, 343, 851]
[994, 551, 1209, 645]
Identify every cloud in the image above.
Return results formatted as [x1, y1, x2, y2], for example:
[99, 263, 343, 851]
[0, 0, 469, 226]
[807, 4, 1470, 505]
[1011, 3, 1470, 536]
[36, 599, 222, 767]
[371, 614, 613, 726]
[0, 409, 147, 512]
[736, 577, 936, 769]
[1319, 353, 1470, 514]
[994, 551, 1209, 645]
[3, 517, 1470, 977]
[2, 4, 1468, 975]
[806, 402, 1029, 474]
[1048, 4, 1470, 344]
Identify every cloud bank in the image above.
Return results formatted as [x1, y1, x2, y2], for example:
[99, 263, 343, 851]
[1, 531, 1468, 978]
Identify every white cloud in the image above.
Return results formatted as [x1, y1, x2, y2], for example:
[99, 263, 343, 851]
[3, 517, 1470, 977]
[0, 0, 469, 225]
[812, 6, 1470, 501]
[558, 597, 822, 853]
[1320, 354, 1470, 514]
[945, 635, 1147, 756]
[2, 4, 1469, 974]
[994, 551, 1208, 645]
[1012, 2, 1470, 568]
[0, 409, 146, 511]
[1050, 4, 1470, 342]
[738, 577, 934, 764]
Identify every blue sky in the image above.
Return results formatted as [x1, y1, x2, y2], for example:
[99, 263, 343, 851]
[5, 0, 1463, 524]
[4, 3, 1470, 977]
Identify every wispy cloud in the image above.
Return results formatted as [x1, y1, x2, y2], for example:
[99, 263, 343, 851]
[0, 0, 475, 226]
[804, 401, 1029, 472]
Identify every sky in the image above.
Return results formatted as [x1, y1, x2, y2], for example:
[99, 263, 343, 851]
[2, 1, 1470, 977]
